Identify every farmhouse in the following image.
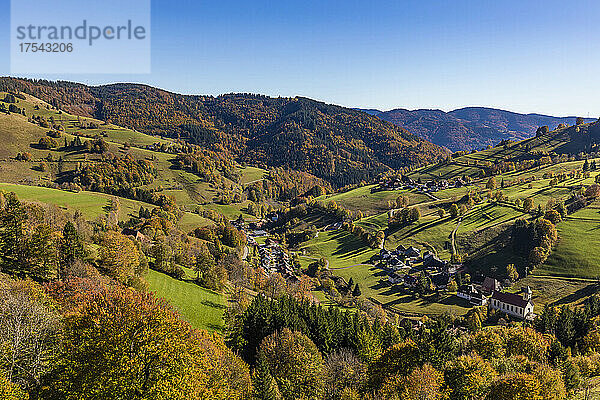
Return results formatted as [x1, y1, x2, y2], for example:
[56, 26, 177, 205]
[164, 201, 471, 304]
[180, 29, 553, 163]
[457, 284, 487, 306]
[423, 253, 447, 269]
[490, 287, 534, 320]
[481, 277, 501, 295]
[122, 228, 150, 244]
[404, 246, 421, 258]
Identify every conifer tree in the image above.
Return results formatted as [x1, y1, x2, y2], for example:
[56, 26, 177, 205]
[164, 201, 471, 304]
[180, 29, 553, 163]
[0, 193, 27, 273]
[353, 283, 361, 297]
[58, 222, 86, 279]
[252, 352, 282, 400]
[347, 277, 354, 291]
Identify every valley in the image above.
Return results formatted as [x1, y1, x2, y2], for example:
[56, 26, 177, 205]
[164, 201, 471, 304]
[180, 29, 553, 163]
[2, 78, 600, 399]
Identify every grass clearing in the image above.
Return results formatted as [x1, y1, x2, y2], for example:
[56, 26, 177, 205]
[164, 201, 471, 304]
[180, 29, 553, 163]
[0, 183, 209, 232]
[538, 215, 600, 279]
[0, 182, 151, 221]
[515, 275, 599, 308]
[146, 269, 226, 332]
[318, 185, 429, 216]
[299, 230, 378, 269]
[239, 166, 266, 184]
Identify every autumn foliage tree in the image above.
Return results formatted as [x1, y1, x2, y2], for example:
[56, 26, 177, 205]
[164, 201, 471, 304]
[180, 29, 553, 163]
[379, 363, 445, 400]
[41, 279, 251, 400]
[522, 198, 534, 213]
[443, 354, 497, 400]
[258, 329, 325, 400]
[0, 278, 60, 392]
[99, 231, 147, 288]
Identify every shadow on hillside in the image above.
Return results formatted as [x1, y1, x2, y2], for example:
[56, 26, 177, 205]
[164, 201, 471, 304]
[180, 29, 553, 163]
[551, 284, 599, 307]
[201, 299, 227, 310]
[205, 322, 224, 331]
[387, 216, 452, 240]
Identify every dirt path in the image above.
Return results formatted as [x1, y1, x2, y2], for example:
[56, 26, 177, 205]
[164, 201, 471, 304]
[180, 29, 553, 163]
[450, 217, 462, 255]
[423, 191, 440, 201]
[330, 263, 373, 270]
[300, 254, 330, 269]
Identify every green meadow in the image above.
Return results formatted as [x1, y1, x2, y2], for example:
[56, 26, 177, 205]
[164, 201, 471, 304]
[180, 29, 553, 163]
[146, 269, 226, 332]
[0, 183, 211, 231]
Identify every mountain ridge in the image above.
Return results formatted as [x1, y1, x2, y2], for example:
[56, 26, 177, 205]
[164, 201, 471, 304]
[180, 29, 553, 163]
[0, 77, 450, 187]
[359, 106, 595, 151]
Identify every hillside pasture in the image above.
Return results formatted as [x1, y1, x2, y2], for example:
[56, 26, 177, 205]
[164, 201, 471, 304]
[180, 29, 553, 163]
[299, 229, 378, 269]
[0, 183, 211, 232]
[318, 184, 429, 216]
[146, 269, 226, 332]
[537, 203, 600, 279]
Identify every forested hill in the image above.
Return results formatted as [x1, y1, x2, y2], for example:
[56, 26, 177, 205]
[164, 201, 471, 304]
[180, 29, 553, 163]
[0, 78, 449, 187]
[370, 106, 594, 152]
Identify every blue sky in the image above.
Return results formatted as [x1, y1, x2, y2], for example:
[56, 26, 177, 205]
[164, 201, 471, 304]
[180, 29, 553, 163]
[0, 0, 599, 116]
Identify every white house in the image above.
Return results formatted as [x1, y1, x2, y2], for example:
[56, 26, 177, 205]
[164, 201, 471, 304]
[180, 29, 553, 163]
[457, 284, 487, 306]
[490, 287, 534, 320]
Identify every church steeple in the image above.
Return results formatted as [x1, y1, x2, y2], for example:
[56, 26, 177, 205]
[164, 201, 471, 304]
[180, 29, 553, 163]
[522, 286, 532, 301]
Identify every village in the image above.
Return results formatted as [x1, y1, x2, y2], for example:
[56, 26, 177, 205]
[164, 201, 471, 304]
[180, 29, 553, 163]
[372, 243, 535, 320]
[376, 175, 473, 194]
[232, 208, 536, 322]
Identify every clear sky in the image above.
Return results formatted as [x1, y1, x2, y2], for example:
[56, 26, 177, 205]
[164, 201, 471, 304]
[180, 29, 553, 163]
[0, 0, 599, 116]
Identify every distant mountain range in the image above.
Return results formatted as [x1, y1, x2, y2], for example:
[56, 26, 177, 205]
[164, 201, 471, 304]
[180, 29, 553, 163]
[360, 107, 596, 151]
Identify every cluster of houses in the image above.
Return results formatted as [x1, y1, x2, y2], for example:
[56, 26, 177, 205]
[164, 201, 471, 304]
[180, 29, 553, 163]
[229, 215, 296, 278]
[373, 243, 535, 321]
[257, 242, 294, 277]
[373, 245, 421, 272]
[457, 278, 535, 320]
[373, 245, 463, 290]
[377, 175, 471, 193]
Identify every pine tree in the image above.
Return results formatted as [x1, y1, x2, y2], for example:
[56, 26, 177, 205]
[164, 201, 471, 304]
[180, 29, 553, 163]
[58, 222, 86, 279]
[561, 358, 581, 393]
[0, 193, 27, 273]
[353, 283, 362, 297]
[252, 353, 282, 400]
[27, 224, 57, 279]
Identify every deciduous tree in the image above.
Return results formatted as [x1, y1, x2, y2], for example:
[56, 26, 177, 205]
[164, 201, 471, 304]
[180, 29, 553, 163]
[258, 329, 325, 400]
[43, 279, 251, 400]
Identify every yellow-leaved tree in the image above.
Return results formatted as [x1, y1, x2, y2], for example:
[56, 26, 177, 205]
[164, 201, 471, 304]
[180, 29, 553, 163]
[41, 279, 251, 400]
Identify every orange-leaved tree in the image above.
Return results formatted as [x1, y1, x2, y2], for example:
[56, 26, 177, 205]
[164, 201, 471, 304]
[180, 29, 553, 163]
[42, 279, 251, 400]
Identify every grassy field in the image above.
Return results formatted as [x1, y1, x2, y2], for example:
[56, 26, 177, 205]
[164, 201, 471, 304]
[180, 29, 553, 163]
[239, 166, 266, 184]
[537, 202, 600, 278]
[0, 182, 152, 221]
[514, 275, 599, 308]
[0, 183, 211, 232]
[386, 215, 456, 259]
[330, 262, 470, 316]
[297, 229, 470, 316]
[203, 201, 255, 220]
[146, 269, 226, 332]
[318, 184, 429, 216]
[299, 230, 379, 269]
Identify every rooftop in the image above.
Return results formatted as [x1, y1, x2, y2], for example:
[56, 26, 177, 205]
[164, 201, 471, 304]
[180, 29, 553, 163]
[491, 291, 531, 308]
